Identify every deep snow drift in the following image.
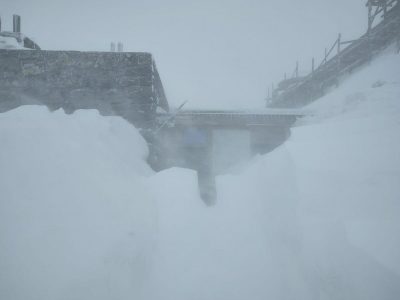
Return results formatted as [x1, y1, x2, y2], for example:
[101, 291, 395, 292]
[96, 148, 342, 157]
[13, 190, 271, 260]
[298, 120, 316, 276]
[1, 49, 400, 300]
[0, 108, 157, 299]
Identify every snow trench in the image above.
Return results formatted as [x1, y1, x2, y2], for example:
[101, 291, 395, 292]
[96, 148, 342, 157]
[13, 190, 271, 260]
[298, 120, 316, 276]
[1, 50, 400, 300]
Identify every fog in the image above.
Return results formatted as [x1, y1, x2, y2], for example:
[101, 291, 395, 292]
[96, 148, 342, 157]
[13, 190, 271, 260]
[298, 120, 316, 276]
[1, 1, 400, 300]
[1, 0, 365, 108]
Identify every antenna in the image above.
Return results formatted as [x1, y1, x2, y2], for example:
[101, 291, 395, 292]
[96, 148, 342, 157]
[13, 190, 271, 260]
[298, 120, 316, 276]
[117, 42, 123, 52]
[154, 100, 188, 133]
[13, 14, 21, 33]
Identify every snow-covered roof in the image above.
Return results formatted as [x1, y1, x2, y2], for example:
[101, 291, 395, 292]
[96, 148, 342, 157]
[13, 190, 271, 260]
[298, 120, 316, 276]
[0, 31, 40, 50]
[0, 32, 24, 49]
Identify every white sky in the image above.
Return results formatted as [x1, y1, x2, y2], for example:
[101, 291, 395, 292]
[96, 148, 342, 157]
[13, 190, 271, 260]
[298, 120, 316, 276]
[1, 0, 367, 109]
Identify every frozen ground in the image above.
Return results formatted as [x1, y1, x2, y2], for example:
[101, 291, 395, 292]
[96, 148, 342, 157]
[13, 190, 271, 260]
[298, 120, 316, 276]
[0, 48, 400, 299]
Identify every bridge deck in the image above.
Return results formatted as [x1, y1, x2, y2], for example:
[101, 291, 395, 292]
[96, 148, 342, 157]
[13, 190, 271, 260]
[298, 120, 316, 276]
[157, 109, 306, 128]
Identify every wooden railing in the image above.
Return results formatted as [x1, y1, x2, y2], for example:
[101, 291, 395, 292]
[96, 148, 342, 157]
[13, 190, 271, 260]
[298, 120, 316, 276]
[267, 0, 400, 107]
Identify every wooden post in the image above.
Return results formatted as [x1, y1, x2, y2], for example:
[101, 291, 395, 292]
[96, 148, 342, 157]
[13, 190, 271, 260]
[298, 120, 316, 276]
[13, 15, 21, 33]
[383, 0, 387, 19]
[368, 0, 372, 32]
[312, 57, 315, 74]
[337, 33, 342, 75]
[397, 34, 400, 53]
[367, 15, 372, 61]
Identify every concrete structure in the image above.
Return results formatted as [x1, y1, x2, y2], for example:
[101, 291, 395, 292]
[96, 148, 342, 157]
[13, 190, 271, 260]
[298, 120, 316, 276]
[150, 110, 302, 205]
[0, 50, 169, 128]
[0, 14, 303, 205]
[151, 110, 298, 171]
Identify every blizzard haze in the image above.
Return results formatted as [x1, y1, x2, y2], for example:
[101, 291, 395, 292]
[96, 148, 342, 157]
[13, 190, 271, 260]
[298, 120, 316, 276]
[1, 0, 366, 108]
[1, 1, 400, 300]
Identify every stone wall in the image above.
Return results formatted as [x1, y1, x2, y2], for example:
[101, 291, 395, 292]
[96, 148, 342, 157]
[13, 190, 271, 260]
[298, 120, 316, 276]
[0, 49, 169, 128]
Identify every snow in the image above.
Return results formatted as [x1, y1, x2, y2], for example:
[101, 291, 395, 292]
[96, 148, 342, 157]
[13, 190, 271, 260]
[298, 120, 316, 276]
[0, 35, 24, 49]
[294, 47, 400, 280]
[0, 108, 156, 300]
[146, 48, 400, 300]
[1, 48, 400, 299]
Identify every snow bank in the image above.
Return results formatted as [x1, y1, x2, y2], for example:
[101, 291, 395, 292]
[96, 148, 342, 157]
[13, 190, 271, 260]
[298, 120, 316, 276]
[146, 150, 306, 300]
[287, 48, 400, 298]
[0, 107, 156, 300]
[294, 48, 400, 284]
[145, 48, 400, 299]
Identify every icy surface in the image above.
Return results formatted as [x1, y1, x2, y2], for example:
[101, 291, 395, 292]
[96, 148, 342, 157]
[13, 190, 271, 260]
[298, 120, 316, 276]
[1, 50, 400, 299]
[147, 47, 400, 298]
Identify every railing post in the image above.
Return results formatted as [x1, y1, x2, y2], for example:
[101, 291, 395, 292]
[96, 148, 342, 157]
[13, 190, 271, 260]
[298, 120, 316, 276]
[0, 16, 2, 32]
[110, 42, 116, 52]
[397, 33, 400, 53]
[367, 18, 372, 61]
[295, 61, 299, 78]
[383, 0, 387, 19]
[312, 57, 315, 74]
[337, 33, 342, 76]
[367, 0, 373, 33]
